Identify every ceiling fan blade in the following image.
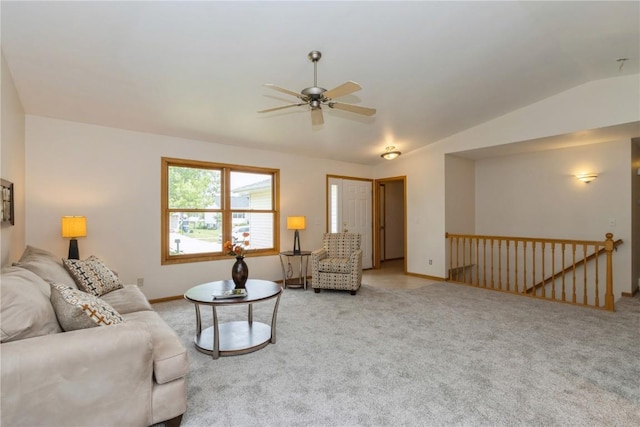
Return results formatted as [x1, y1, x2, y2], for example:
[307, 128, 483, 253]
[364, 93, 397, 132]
[257, 103, 305, 113]
[264, 83, 304, 99]
[328, 102, 376, 116]
[323, 81, 362, 100]
[311, 108, 324, 126]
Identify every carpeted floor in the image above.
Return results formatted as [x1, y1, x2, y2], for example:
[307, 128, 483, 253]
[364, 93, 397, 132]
[154, 282, 640, 427]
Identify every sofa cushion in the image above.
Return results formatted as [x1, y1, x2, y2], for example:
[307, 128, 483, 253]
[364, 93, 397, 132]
[50, 284, 124, 331]
[123, 310, 189, 385]
[101, 285, 153, 315]
[0, 267, 62, 343]
[63, 256, 124, 297]
[13, 245, 77, 290]
[317, 257, 352, 274]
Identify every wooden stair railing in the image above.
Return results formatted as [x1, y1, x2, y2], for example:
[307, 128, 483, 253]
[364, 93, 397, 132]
[526, 239, 623, 294]
[445, 232, 621, 311]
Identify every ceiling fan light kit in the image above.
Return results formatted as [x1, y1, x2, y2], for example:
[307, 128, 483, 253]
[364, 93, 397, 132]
[258, 51, 376, 125]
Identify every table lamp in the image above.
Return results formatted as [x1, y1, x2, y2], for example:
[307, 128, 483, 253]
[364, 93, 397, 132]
[61, 216, 87, 260]
[287, 216, 306, 254]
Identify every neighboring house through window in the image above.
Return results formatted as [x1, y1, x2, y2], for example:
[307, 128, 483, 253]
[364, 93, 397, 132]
[161, 157, 279, 264]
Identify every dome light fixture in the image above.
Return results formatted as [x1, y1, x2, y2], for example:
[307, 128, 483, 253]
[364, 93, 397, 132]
[381, 146, 401, 160]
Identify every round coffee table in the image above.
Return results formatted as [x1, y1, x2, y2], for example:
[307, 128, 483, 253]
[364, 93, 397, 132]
[184, 279, 282, 359]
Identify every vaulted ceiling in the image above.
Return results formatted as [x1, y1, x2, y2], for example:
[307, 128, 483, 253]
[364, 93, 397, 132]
[2, 1, 638, 164]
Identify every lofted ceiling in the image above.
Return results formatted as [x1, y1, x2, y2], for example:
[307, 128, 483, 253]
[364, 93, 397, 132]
[1, 1, 638, 165]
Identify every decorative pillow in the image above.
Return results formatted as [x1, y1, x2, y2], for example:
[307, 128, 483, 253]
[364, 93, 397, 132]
[13, 245, 78, 290]
[50, 284, 124, 331]
[1, 267, 62, 343]
[63, 255, 123, 297]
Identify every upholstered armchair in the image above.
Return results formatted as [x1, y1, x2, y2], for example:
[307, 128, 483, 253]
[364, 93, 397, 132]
[311, 233, 363, 295]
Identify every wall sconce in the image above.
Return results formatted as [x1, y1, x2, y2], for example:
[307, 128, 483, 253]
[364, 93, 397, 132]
[380, 146, 401, 160]
[61, 216, 87, 259]
[287, 216, 306, 254]
[576, 173, 598, 184]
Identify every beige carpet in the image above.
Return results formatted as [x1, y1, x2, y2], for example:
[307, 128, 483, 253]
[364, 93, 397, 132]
[154, 281, 640, 426]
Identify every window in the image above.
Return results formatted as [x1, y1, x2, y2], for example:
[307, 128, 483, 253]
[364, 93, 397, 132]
[161, 157, 279, 264]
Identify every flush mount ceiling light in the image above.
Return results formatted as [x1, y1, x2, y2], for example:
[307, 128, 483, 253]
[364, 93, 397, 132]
[381, 146, 401, 160]
[576, 173, 598, 184]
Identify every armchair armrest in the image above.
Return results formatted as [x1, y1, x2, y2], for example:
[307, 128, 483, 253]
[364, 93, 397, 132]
[311, 248, 327, 260]
[311, 248, 327, 278]
[350, 248, 363, 269]
[1, 323, 154, 427]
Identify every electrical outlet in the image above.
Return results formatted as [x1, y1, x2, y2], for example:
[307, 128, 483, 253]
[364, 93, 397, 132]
[137, 278, 144, 287]
[428, 259, 432, 265]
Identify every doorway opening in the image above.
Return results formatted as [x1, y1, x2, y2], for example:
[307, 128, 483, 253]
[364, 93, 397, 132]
[374, 177, 407, 272]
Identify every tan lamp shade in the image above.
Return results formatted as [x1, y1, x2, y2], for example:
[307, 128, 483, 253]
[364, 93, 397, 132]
[61, 216, 87, 238]
[287, 216, 306, 230]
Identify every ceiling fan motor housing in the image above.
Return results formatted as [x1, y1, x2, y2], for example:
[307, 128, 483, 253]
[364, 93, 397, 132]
[301, 86, 327, 100]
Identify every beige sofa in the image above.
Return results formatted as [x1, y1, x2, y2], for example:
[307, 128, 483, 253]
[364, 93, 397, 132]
[0, 246, 188, 427]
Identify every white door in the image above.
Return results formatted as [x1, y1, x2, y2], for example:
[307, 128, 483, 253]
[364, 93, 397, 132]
[328, 177, 373, 269]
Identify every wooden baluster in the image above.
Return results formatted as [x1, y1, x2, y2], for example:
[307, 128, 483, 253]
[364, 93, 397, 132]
[583, 243, 588, 305]
[531, 241, 536, 296]
[506, 240, 511, 292]
[541, 241, 546, 298]
[514, 240, 519, 293]
[523, 242, 527, 294]
[572, 243, 577, 303]
[482, 238, 487, 288]
[462, 237, 467, 283]
[594, 244, 600, 308]
[454, 237, 460, 282]
[604, 233, 615, 311]
[447, 233, 453, 280]
[490, 238, 495, 289]
[551, 243, 556, 300]
[561, 242, 566, 302]
[475, 238, 480, 286]
[498, 239, 503, 290]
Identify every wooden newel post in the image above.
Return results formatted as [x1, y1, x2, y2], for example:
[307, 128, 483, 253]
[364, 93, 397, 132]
[604, 233, 615, 312]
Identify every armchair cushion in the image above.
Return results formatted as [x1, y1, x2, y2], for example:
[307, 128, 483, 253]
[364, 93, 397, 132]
[317, 257, 353, 274]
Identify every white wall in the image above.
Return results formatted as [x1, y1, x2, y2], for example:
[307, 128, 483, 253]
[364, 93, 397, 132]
[374, 74, 639, 294]
[445, 155, 475, 236]
[0, 51, 25, 266]
[25, 116, 373, 299]
[475, 140, 632, 298]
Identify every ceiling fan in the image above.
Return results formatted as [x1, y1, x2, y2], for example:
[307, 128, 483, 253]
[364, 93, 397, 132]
[258, 51, 376, 125]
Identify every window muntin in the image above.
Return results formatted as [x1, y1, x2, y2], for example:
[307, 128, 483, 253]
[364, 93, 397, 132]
[162, 158, 279, 264]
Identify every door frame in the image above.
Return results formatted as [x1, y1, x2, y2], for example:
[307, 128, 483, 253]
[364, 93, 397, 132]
[373, 176, 407, 271]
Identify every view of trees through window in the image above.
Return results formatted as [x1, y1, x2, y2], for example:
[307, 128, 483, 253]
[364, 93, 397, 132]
[161, 158, 279, 264]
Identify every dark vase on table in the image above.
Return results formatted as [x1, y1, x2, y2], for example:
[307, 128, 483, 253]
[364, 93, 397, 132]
[231, 256, 249, 289]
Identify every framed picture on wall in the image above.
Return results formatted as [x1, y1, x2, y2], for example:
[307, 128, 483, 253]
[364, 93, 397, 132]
[1, 179, 14, 225]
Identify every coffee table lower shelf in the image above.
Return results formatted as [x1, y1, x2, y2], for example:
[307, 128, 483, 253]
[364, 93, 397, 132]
[194, 321, 273, 357]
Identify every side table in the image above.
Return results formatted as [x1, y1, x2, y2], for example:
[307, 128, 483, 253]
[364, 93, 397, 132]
[279, 251, 311, 290]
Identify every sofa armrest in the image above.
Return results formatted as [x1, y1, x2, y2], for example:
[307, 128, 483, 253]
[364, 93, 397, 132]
[1, 323, 154, 427]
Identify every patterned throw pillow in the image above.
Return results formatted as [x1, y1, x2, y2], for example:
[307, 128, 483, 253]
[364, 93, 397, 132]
[63, 255, 123, 297]
[50, 283, 124, 331]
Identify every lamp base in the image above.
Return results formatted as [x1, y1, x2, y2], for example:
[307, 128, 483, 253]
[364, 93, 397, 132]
[293, 230, 301, 255]
[68, 239, 80, 260]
